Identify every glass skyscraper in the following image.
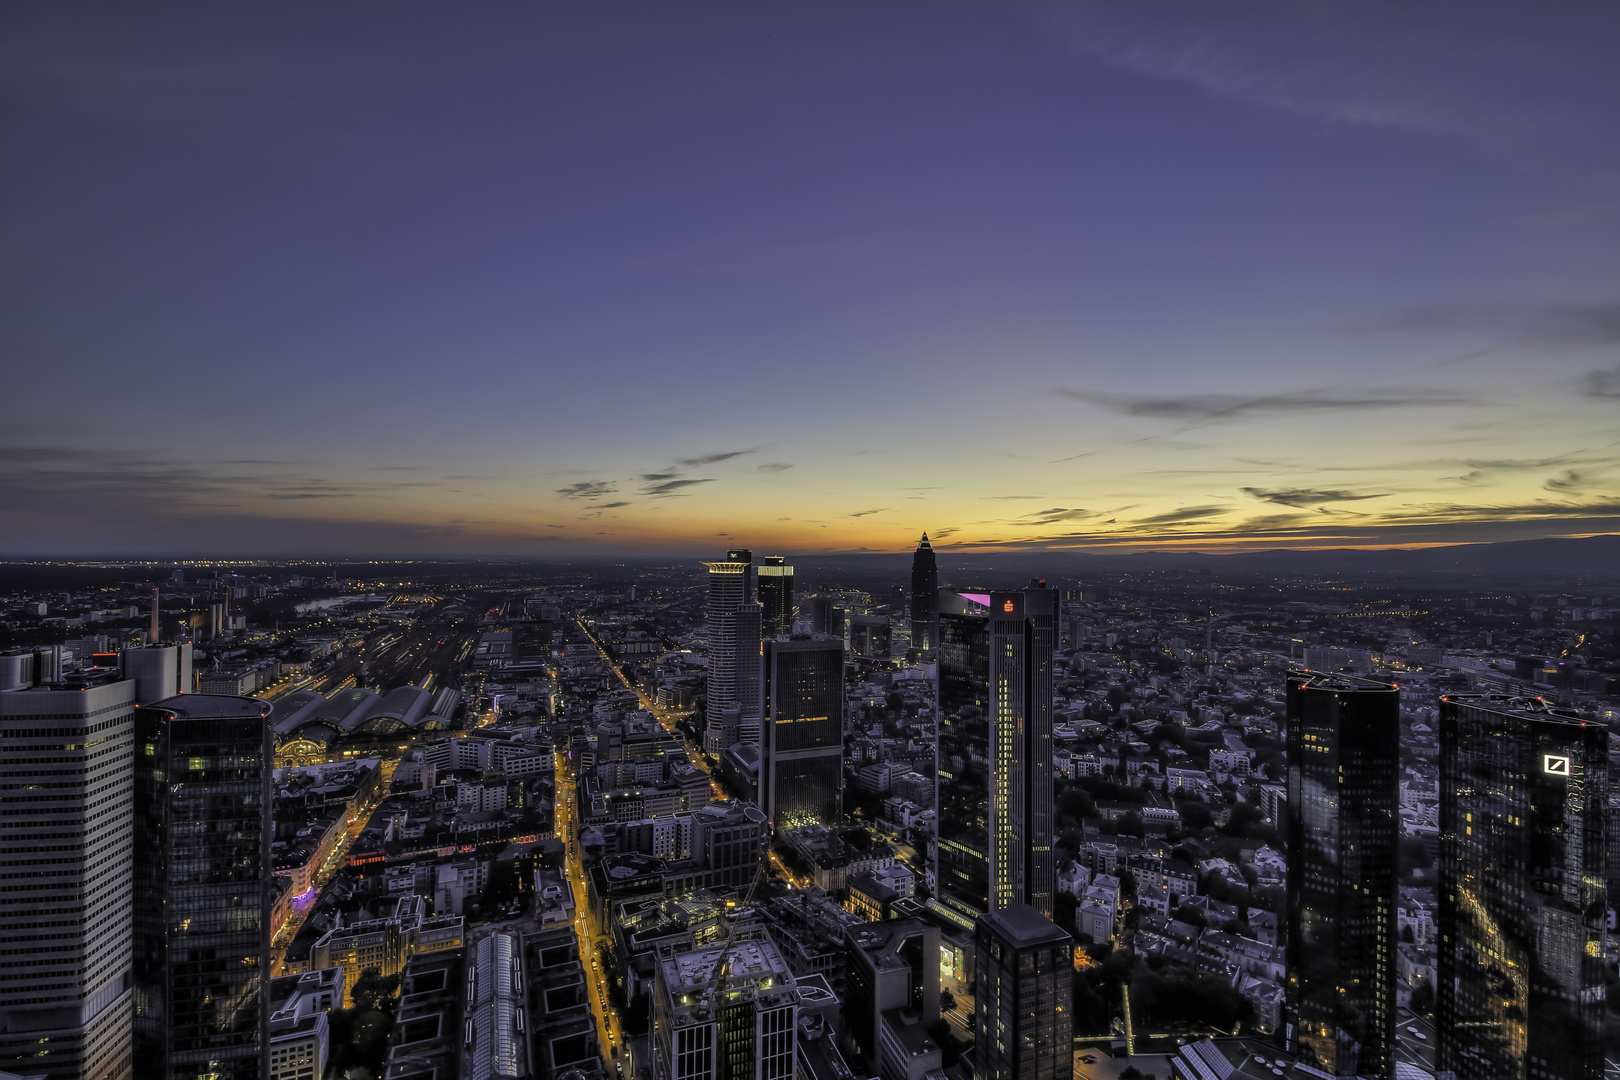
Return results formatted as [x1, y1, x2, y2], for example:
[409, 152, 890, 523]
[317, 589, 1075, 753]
[703, 550, 763, 755]
[973, 904, 1072, 1080]
[909, 533, 938, 654]
[1436, 693, 1607, 1080]
[0, 675, 137, 1080]
[757, 555, 794, 639]
[761, 635, 844, 829]
[933, 583, 1057, 924]
[1284, 672, 1399, 1079]
[133, 694, 273, 1080]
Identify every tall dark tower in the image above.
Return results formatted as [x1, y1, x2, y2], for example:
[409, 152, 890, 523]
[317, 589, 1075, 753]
[973, 905, 1072, 1080]
[933, 582, 1057, 923]
[703, 549, 762, 754]
[133, 694, 273, 1080]
[1285, 672, 1399, 1079]
[1436, 694, 1607, 1080]
[762, 634, 844, 829]
[909, 534, 939, 654]
[758, 555, 795, 638]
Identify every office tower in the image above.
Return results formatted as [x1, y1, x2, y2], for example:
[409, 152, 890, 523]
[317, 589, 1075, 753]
[1436, 694, 1607, 1080]
[761, 635, 844, 829]
[652, 932, 799, 1080]
[122, 642, 194, 705]
[133, 694, 274, 1080]
[0, 675, 137, 1080]
[845, 919, 941, 1079]
[1284, 672, 1399, 1079]
[933, 583, 1058, 923]
[757, 555, 795, 639]
[909, 533, 938, 654]
[973, 905, 1071, 1080]
[847, 613, 891, 662]
[704, 550, 763, 755]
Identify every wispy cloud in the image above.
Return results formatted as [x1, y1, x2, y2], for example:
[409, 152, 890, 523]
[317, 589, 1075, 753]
[1132, 505, 1229, 527]
[1018, 507, 1094, 526]
[677, 450, 755, 467]
[1584, 365, 1620, 399]
[757, 462, 794, 473]
[1241, 487, 1389, 509]
[558, 480, 617, 499]
[1027, 1, 1618, 167]
[598, 501, 631, 509]
[1056, 386, 1470, 422]
[1397, 301, 1620, 349]
[641, 478, 715, 497]
[848, 508, 891, 518]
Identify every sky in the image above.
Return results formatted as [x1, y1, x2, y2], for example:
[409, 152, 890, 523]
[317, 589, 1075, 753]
[3, 2, 1619, 558]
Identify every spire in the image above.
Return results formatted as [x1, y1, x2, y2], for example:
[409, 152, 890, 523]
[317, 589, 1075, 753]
[919, 532, 931, 547]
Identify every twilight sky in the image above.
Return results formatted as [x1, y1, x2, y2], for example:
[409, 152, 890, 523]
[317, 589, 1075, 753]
[4, 2, 1619, 557]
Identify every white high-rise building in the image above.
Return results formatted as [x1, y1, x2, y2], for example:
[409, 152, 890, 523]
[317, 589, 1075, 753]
[0, 675, 138, 1080]
[704, 550, 762, 755]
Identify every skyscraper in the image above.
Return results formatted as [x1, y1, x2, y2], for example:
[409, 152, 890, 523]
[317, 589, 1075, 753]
[761, 634, 844, 829]
[1436, 694, 1607, 1080]
[845, 919, 941, 1079]
[909, 534, 938, 654]
[704, 550, 763, 756]
[652, 932, 799, 1080]
[973, 905, 1072, 1080]
[757, 555, 794, 639]
[133, 694, 274, 1080]
[933, 582, 1057, 924]
[1284, 672, 1399, 1079]
[0, 672, 137, 1080]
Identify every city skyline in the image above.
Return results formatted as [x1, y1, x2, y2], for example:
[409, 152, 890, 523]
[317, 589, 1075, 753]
[4, 4, 1620, 558]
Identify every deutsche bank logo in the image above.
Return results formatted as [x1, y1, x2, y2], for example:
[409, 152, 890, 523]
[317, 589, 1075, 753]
[1544, 755, 1571, 776]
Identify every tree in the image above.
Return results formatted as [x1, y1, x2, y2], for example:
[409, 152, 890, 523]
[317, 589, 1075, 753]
[940, 988, 957, 1012]
[1410, 980, 1434, 1017]
[349, 968, 401, 1013]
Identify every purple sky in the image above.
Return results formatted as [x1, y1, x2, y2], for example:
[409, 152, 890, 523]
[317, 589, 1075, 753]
[4, 2, 1618, 556]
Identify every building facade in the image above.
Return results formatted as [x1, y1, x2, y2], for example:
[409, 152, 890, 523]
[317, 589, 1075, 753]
[652, 932, 799, 1080]
[761, 635, 844, 829]
[0, 676, 138, 1080]
[704, 550, 763, 755]
[757, 556, 795, 640]
[133, 694, 275, 1080]
[1284, 672, 1399, 1079]
[933, 584, 1058, 923]
[908, 534, 938, 654]
[1436, 694, 1607, 1080]
[972, 905, 1071, 1080]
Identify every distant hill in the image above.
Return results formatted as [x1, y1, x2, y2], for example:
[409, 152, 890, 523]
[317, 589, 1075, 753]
[786, 534, 1620, 586]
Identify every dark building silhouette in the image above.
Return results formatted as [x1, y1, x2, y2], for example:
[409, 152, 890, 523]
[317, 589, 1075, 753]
[758, 555, 794, 639]
[973, 905, 1071, 1080]
[1436, 694, 1607, 1080]
[933, 583, 1057, 923]
[1284, 672, 1399, 1079]
[761, 635, 844, 829]
[846, 613, 891, 663]
[133, 694, 273, 1080]
[845, 919, 941, 1079]
[704, 550, 762, 755]
[909, 534, 938, 654]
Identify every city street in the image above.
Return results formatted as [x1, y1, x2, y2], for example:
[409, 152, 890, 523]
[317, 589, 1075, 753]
[555, 748, 630, 1073]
